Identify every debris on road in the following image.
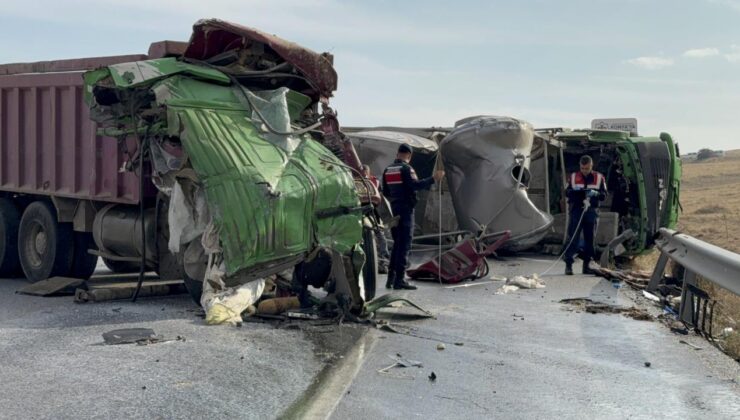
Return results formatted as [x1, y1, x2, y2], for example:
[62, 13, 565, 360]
[378, 354, 423, 379]
[679, 340, 704, 350]
[495, 285, 521, 295]
[16, 277, 85, 296]
[508, 274, 545, 289]
[257, 296, 301, 315]
[428, 371, 437, 381]
[644, 362, 651, 368]
[407, 230, 510, 284]
[75, 282, 186, 303]
[560, 298, 652, 321]
[443, 280, 498, 289]
[593, 267, 651, 290]
[642, 290, 661, 302]
[203, 278, 266, 326]
[362, 294, 434, 318]
[495, 274, 545, 294]
[102, 328, 184, 346]
[436, 343, 446, 351]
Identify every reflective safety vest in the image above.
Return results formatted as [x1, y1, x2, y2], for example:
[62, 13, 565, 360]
[570, 171, 606, 191]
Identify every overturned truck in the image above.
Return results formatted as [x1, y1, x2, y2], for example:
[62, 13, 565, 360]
[347, 116, 681, 258]
[0, 20, 380, 317]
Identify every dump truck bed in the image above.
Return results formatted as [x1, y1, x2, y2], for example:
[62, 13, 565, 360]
[0, 43, 185, 204]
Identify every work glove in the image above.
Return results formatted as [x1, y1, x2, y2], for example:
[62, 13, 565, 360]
[586, 190, 599, 198]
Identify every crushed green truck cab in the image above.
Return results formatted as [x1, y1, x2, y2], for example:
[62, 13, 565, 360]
[84, 20, 379, 321]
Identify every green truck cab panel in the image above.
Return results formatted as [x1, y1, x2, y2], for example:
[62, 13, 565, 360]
[557, 129, 682, 256]
[85, 61, 362, 277]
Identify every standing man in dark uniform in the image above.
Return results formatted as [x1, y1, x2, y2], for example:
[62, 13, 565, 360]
[564, 155, 607, 275]
[382, 144, 444, 290]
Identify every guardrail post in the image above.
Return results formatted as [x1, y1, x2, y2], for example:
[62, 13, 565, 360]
[679, 270, 698, 326]
[646, 252, 669, 293]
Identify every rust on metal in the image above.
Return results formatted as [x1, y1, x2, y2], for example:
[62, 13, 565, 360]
[184, 19, 338, 98]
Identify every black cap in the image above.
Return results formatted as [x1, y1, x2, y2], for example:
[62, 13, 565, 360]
[398, 143, 413, 154]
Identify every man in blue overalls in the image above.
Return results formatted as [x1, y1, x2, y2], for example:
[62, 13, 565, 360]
[564, 155, 608, 275]
[382, 144, 444, 290]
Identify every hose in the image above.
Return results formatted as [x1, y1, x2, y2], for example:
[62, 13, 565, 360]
[539, 196, 592, 276]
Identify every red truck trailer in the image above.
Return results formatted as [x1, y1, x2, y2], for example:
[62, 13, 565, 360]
[0, 41, 187, 282]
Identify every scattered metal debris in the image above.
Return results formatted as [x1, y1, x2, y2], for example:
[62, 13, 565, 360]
[101, 328, 184, 346]
[560, 298, 652, 321]
[362, 294, 434, 318]
[679, 340, 704, 350]
[443, 280, 498, 289]
[16, 277, 85, 296]
[593, 267, 651, 290]
[377, 354, 423, 379]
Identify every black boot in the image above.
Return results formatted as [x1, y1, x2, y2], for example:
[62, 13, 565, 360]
[565, 263, 574, 276]
[393, 273, 417, 290]
[393, 280, 417, 290]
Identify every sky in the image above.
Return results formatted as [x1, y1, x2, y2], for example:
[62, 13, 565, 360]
[1, 0, 738, 152]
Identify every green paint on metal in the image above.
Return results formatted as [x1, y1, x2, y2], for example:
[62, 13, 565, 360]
[660, 132, 681, 230]
[560, 129, 682, 256]
[84, 60, 362, 276]
[158, 76, 361, 274]
[107, 57, 230, 88]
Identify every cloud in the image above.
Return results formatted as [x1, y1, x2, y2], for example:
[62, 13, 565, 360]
[626, 56, 674, 70]
[725, 45, 740, 63]
[683, 47, 720, 58]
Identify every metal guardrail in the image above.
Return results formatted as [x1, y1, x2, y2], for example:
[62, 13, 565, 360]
[648, 228, 740, 329]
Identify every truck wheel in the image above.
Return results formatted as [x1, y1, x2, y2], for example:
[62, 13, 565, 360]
[18, 201, 74, 282]
[68, 232, 99, 279]
[0, 198, 22, 277]
[362, 227, 378, 301]
[183, 274, 203, 306]
[102, 258, 139, 273]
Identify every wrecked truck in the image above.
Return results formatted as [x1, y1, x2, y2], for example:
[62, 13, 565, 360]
[345, 117, 681, 257]
[0, 20, 380, 316]
[538, 127, 682, 256]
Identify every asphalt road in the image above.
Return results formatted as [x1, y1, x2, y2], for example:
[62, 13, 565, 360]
[331, 254, 740, 419]
[1, 256, 738, 419]
[0, 262, 362, 420]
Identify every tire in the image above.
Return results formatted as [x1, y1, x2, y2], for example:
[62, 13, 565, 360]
[0, 198, 22, 277]
[361, 226, 378, 301]
[68, 232, 99, 279]
[183, 274, 203, 306]
[18, 201, 74, 283]
[103, 258, 140, 274]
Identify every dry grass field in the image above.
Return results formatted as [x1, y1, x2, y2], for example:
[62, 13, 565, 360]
[671, 149, 740, 358]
